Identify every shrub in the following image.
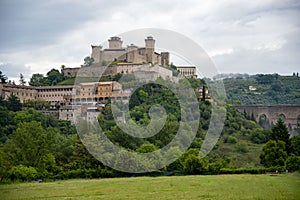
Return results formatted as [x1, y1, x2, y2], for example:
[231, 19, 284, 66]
[286, 155, 300, 172]
[54, 168, 115, 180]
[225, 136, 238, 144]
[219, 168, 265, 174]
[9, 165, 37, 181]
[250, 129, 268, 144]
[208, 161, 224, 174]
[236, 141, 248, 153]
[184, 155, 207, 174]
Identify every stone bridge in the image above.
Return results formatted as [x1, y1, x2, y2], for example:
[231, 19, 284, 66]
[233, 105, 300, 131]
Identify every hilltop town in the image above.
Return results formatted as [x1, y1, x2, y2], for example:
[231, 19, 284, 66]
[0, 36, 207, 123]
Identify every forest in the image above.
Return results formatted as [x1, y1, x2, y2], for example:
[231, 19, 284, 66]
[220, 73, 300, 104]
[0, 70, 300, 182]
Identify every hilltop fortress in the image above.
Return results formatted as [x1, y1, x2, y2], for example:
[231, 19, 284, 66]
[62, 36, 196, 79]
[0, 36, 202, 123]
[91, 36, 170, 66]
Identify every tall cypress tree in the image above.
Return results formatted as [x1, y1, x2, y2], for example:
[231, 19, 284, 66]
[270, 118, 291, 154]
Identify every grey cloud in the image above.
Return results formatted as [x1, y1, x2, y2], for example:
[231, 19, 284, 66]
[0, 63, 32, 80]
[0, 0, 299, 76]
[213, 29, 300, 75]
[0, 0, 127, 52]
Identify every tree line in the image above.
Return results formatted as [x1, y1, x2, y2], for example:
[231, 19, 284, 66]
[0, 77, 299, 182]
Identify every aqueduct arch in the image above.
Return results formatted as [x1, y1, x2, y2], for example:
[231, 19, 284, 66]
[234, 105, 300, 131]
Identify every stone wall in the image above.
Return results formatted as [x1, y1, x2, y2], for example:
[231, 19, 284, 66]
[62, 67, 80, 78]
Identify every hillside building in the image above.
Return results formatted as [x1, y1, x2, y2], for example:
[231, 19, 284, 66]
[176, 66, 197, 78]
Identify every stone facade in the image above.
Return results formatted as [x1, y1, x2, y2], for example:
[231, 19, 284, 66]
[0, 84, 38, 103]
[91, 36, 169, 66]
[64, 63, 173, 82]
[0, 83, 75, 105]
[36, 85, 74, 105]
[0, 81, 129, 123]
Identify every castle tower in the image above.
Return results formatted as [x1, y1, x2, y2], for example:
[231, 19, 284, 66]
[145, 36, 155, 63]
[108, 36, 123, 49]
[160, 52, 170, 66]
[91, 45, 102, 63]
[145, 36, 155, 48]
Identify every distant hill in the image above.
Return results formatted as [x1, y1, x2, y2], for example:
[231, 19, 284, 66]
[220, 74, 300, 105]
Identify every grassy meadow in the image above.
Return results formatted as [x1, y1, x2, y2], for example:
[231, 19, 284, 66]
[1, 173, 299, 200]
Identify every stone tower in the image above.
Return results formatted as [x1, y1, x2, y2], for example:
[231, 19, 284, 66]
[145, 36, 155, 63]
[160, 52, 170, 66]
[145, 36, 155, 48]
[91, 45, 102, 63]
[108, 36, 123, 49]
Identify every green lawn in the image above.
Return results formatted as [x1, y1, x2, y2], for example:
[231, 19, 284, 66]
[1, 174, 299, 200]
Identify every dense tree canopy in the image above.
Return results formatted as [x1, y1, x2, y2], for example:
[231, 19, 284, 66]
[1, 76, 298, 182]
[260, 140, 287, 168]
[223, 74, 300, 104]
[29, 73, 47, 86]
[29, 68, 65, 86]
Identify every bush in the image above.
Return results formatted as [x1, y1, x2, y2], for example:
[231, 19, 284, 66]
[166, 159, 184, 172]
[184, 155, 207, 174]
[219, 168, 265, 174]
[250, 129, 268, 144]
[54, 168, 115, 180]
[286, 155, 300, 172]
[208, 161, 225, 174]
[225, 136, 238, 144]
[236, 141, 248, 153]
[9, 165, 37, 181]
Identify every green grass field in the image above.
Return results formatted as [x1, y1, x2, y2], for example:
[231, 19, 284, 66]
[1, 174, 299, 200]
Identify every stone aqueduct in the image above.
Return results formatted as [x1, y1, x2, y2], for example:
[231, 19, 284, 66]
[233, 105, 300, 131]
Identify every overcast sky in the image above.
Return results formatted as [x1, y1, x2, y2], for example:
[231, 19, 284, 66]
[0, 0, 299, 82]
